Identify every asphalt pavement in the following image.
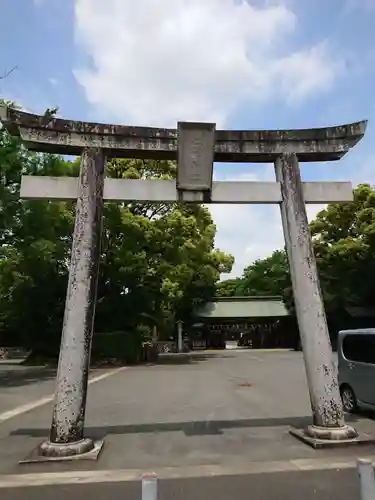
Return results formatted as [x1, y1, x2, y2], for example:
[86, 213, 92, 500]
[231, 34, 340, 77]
[0, 363, 57, 416]
[0, 349, 374, 499]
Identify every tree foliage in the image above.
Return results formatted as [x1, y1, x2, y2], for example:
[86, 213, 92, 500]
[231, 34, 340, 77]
[237, 250, 291, 299]
[215, 278, 242, 297]
[310, 183, 375, 313]
[0, 107, 233, 353]
[221, 184, 375, 326]
[2, 98, 373, 352]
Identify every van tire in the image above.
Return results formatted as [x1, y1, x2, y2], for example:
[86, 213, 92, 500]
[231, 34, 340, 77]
[340, 385, 358, 413]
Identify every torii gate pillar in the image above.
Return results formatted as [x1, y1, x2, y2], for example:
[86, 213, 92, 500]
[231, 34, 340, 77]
[41, 148, 106, 457]
[275, 153, 356, 442]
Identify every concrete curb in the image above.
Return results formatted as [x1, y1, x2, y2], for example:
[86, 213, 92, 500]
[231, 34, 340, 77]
[0, 455, 374, 488]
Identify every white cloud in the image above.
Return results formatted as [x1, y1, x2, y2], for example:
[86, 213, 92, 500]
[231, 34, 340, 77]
[212, 154, 375, 280]
[73, 0, 341, 127]
[210, 165, 327, 279]
[275, 44, 344, 105]
[48, 77, 59, 87]
[72, 0, 345, 278]
[210, 165, 279, 277]
[211, 203, 284, 278]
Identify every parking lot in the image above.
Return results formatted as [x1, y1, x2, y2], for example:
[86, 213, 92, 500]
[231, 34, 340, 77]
[0, 349, 373, 474]
[0, 349, 374, 498]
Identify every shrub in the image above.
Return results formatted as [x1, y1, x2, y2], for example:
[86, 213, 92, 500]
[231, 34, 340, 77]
[92, 330, 144, 364]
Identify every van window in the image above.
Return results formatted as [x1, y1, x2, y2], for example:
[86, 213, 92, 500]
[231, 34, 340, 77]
[342, 334, 375, 364]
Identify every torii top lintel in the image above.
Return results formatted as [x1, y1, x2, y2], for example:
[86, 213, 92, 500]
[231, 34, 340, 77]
[0, 106, 367, 163]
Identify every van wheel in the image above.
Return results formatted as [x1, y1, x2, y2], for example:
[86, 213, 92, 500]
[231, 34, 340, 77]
[340, 385, 358, 413]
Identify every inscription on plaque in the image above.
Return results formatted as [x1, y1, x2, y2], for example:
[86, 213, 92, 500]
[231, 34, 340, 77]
[177, 122, 215, 191]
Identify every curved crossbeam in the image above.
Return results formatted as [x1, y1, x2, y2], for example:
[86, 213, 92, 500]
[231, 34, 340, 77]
[0, 106, 367, 162]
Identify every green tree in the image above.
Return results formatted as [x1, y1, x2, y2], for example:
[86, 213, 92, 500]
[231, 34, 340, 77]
[310, 183, 375, 313]
[95, 158, 233, 335]
[0, 115, 77, 352]
[215, 278, 242, 297]
[0, 117, 233, 354]
[237, 250, 291, 301]
[235, 184, 375, 325]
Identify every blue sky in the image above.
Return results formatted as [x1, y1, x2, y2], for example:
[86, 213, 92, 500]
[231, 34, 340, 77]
[1, 0, 375, 277]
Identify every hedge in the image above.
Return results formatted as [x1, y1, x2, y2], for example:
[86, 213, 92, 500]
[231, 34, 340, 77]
[91, 329, 147, 364]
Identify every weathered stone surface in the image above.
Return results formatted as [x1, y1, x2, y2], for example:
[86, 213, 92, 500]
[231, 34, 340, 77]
[177, 121, 215, 191]
[19, 176, 354, 204]
[274, 153, 347, 429]
[49, 147, 106, 446]
[0, 105, 367, 162]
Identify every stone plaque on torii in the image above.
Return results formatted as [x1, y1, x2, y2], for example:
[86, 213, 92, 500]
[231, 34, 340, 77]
[0, 105, 368, 460]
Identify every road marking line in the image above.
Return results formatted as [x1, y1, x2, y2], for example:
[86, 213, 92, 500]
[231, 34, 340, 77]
[248, 356, 264, 362]
[0, 455, 374, 488]
[251, 349, 290, 353]
[0, 367, 127, 424]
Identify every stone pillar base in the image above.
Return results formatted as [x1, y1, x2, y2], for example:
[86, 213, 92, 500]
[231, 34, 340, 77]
[20, 438, 104, 464]
[38, 437, 95, 458]
[305, 424, 358, 441]
[289, 425, 375, 449]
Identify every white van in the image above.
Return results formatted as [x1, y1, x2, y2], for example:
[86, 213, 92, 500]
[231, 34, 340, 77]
[338, 329, 375, 413]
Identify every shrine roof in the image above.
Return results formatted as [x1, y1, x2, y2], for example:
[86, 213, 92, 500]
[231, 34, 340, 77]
[196, 296, 289, 319]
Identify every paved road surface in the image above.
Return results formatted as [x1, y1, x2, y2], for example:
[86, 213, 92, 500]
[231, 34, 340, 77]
[0, 350, 373, 499]
[0, 350, 373, 476]
[0, 362, 119, 417]
[0, 363, 57, 415]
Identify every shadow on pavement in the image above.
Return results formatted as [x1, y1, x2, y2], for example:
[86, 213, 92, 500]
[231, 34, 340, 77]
[10, 412, 369, 439]
[155, 352, 237, 365]
[0, 367, 56, 388]
[10, 415, 316, 438]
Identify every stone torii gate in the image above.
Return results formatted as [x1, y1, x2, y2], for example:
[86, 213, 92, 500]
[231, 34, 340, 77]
[0, 106, 367, 459]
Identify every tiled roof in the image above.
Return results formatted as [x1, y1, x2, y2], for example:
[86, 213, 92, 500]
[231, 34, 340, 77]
[196, 297, 289, 319]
